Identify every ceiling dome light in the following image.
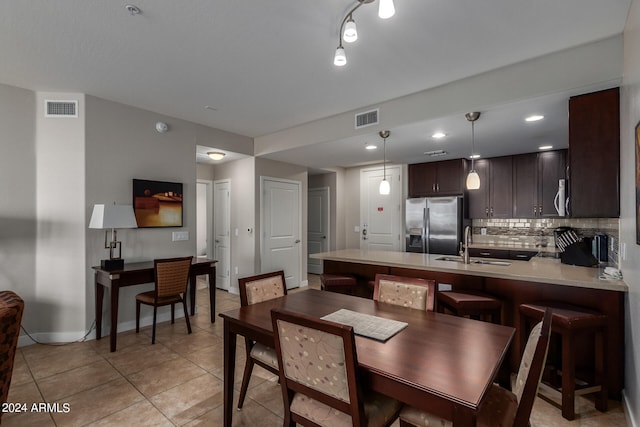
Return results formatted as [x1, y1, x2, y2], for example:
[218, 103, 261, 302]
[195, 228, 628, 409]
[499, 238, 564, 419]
[525, 115, 544, 122]
[432, 132, 446, 139]
[334, 46, 347, 66]
[469, 154, 481, 159]
[378, 0, 395, 19]
[365, 144, 377, 150]
[343, 17, 358, 43]
[538, 145, 553, 150]
[207, 152, 226, 161]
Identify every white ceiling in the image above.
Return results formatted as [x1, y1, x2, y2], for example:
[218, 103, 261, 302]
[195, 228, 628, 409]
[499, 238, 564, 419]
[1, 1, 630, 169]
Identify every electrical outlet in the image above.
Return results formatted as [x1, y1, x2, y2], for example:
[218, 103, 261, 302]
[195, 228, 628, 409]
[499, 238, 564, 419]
[481, 227, 487, 236]
[171, 231, 189, 241]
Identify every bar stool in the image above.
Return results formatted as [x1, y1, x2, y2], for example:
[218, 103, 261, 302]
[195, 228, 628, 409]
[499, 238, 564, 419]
[320, 273, 357, 295]
[436, 290, 502, 324]
[519, 302, 608, 421]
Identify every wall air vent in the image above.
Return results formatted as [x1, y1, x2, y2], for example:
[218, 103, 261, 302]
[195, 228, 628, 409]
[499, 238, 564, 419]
[355, 108, 379, 129]
[45, 100, 78, 118]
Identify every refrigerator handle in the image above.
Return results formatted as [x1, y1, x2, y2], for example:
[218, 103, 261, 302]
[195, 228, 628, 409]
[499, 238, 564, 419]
[424, 207, 429, 254]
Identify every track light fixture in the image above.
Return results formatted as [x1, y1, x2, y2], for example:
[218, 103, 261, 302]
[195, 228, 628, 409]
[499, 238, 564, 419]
[334, 0, 396, 66]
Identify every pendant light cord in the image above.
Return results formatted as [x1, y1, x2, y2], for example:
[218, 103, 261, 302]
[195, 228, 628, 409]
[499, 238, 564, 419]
[471, 120, 475, 170]
[383, 136, 387, 179]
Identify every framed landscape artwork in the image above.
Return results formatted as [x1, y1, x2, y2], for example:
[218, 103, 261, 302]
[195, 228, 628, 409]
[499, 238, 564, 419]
[636, 121, 640, 244]
[133, 179, 183, 228]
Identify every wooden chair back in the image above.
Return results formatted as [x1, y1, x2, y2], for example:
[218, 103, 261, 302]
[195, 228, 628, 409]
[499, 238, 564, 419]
[373, 274, 435, 311]
[239, 270, 287, 306]
[514, 308, 552, 426]
[271, 308, 366, 426]
[154, 256, 193, 299]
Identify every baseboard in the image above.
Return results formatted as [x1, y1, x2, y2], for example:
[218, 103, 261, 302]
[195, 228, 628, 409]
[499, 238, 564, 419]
[17, 310, 178, 348]
[299, 279, 309, 288]
[623, 390, 638, 427]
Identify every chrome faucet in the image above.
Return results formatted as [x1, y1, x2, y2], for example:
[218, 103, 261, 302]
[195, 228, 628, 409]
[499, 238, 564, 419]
[463, 225, 471, 264]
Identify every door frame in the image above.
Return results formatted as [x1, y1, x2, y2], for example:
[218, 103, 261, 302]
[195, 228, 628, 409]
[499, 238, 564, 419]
[196, 179, 213, 259]
[307, 186, 330, 275]
[213, 178, 231, 291]
[259, 176, 304, 287]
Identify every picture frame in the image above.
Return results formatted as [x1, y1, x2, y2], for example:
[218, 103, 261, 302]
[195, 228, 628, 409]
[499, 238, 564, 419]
[133, 179, 183, 228]
[636, 121, 640, 244]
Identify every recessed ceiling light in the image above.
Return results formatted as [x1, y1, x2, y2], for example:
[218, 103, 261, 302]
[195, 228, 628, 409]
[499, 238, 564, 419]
[207, 152, 226, 160]
[538, 145, 553, 150]
[525, 115, 544, 122]
[432, 132, 446, 139]
[365, 144, 377, 150]
[469, 154, 481, 159]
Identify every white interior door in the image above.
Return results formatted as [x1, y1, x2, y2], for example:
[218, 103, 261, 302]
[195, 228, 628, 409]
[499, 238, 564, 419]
[360, 166, 402, 251]
[262, 177, 301, 289]
[307, 187, 329, 275]
[214, 180, 231, 290]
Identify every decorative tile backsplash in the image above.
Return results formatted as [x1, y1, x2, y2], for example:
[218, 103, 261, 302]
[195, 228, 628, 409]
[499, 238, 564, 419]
[471, 217, 619, 265]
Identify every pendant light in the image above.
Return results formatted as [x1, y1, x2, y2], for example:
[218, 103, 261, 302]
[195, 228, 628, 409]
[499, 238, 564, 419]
[343, 15, 358, 43]
[378, 0, 396, 19]
[379, 130, 391, 195]
[465, 112, 481, 190]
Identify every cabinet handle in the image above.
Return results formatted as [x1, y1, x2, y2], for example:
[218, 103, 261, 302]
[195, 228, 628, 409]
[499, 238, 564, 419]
[485, 207, 489, 217]
[490, 207, 494, 217]
[436, 183, 439, 191]
[539, 205, 542, 215]
[432, 183, 436, 191]
[515, 254, 528, 258]
[480, 252, 491, 256]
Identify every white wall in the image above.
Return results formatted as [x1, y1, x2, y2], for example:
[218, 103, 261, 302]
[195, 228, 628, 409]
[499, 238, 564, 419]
[0, 84, 36, 333]
[620, 1, 640, 423]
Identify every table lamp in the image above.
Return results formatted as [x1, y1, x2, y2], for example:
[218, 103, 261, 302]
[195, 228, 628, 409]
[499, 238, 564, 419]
[89, 204, 138, 270]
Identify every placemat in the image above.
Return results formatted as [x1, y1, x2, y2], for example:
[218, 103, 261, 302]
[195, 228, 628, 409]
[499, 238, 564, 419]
[321, 308, 408, 342]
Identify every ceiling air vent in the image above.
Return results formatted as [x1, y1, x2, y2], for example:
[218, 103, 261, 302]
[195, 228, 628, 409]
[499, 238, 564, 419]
[45, 100, 78, 118]
[425, 150, 448, 157]
[355, 108, 379, 129]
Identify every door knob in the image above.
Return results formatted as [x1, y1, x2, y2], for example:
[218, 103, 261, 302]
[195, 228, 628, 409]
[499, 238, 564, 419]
[295, 239, 301, 243]
[322, 236, 326, 239]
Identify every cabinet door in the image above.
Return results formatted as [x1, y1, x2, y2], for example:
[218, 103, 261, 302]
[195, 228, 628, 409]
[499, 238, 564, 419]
[489, 156, 513, 218]
[467, 159, 490, 218]
[408, 163, 437, 197]
[568, 88, 619, 217]
[538, 150, 566, 217]
[513, 153, 538, 218]
[436, 159, 465, 195]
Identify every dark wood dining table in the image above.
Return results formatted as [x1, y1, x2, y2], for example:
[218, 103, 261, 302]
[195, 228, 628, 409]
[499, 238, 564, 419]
[219, 289, 515, 427]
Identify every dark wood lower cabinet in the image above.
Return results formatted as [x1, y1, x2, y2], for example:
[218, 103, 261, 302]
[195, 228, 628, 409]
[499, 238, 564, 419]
[322, 259, 624, 400]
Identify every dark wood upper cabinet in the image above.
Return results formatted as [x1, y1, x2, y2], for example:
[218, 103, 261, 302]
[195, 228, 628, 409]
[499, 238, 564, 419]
[513, 150, 566, 218]
[568, 87, 620, 218]
[467, 156, 512, 218]
[408, 159, 466, 197]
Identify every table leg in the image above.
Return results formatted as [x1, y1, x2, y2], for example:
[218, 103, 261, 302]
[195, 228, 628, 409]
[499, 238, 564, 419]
[189, 271, 197, 316]
[223, 320, 237, 427]
[109, 285, 119, 352]
[209, 266, 216, 323]
[453, 406, 476, 426]
[95, 274, 103, 341]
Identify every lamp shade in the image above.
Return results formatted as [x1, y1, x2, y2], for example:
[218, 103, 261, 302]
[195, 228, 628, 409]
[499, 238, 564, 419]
[89, 204, 138, 229]
[379, 179, 390, 195]
[343, 18, 358, 43]
[334, 46, 347, 66]
[378, 0, 395, 19]
[466, 171, 480, 190]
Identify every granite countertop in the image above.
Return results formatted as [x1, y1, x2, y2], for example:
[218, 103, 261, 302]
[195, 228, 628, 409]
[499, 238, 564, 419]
[311, 249, 627, 292]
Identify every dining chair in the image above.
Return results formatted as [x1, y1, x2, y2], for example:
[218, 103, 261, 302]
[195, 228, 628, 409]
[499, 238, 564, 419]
[399, 308, 552, 427]
[373, 274, 435, 311]
[135, 256, 193, 344]
[237, 270, 287, 409]
[0, 291, 24, 422]
[271, 308, 402, 427]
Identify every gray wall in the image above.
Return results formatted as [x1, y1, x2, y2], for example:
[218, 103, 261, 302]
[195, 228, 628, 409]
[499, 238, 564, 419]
[0, 84, 36, 333]
[621, 0, 640, 423]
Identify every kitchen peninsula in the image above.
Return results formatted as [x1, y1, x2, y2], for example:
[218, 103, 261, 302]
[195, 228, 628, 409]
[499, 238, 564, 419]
[311, 249, 627, 398]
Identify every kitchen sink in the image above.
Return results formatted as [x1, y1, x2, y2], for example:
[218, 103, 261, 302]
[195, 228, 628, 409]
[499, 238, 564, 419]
[435, 256, 511, 266]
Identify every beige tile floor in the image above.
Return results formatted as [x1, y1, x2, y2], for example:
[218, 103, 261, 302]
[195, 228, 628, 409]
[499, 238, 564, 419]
[3, 275, 627, 426]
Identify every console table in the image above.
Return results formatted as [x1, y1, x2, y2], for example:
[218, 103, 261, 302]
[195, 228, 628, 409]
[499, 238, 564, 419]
[93, 258, 216, 352]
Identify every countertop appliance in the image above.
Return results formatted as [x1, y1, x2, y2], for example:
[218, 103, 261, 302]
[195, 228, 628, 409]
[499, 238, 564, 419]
[405, 196, 463, 255]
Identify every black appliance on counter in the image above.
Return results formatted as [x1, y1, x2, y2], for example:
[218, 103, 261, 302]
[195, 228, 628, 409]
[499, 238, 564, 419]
[554, 227, 598, 267]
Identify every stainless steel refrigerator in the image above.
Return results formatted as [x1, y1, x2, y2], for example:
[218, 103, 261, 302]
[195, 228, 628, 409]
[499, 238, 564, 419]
[405, 196, 463, 255]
